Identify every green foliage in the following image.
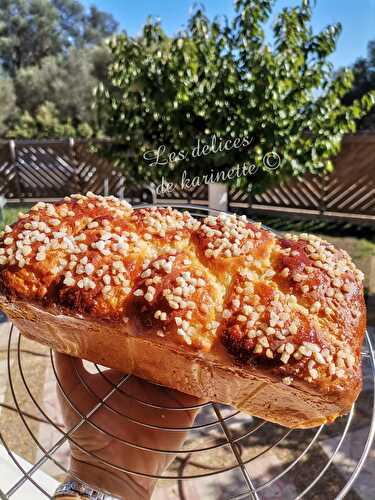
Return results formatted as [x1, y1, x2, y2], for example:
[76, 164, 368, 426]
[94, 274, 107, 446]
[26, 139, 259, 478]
[0, 205, 29, 232]
[97, 0, 375, 193]
[8, 46, 109, 137]
[0, 0, 117, 138]
[4, 46, 110, 138]
[0, 76, 16, 135]
[7, 101, 89, 139]
[343, 40, 375, 130]
[0, 0, 118, 75]
[82, 5, 119, 46]
[353, 239, 375, 258]
[0, 0, 61, 76]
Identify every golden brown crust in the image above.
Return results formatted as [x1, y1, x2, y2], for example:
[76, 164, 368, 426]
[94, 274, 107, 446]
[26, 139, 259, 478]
[0, 193, 366, 427]
[0, 297, 360, 428]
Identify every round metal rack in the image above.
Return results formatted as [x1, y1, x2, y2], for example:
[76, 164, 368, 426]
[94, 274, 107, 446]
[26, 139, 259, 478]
[0, 204, 374, 499]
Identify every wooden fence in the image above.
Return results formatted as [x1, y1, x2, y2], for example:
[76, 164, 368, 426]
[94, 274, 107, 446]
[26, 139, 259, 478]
[0, 135, 374, 224]
[233, 134, 375, 224]
[0, 139, 122, 200]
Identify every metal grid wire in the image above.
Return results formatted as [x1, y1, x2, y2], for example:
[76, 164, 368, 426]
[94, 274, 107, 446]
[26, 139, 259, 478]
[0, 205, 374, 499]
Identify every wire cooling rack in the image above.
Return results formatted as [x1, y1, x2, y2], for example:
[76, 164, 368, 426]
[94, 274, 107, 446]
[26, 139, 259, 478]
[0, 204, 374, 500]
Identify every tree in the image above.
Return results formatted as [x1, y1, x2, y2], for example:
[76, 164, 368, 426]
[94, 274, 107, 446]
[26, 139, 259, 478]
[83, 5, 119, 46]
[0, 0, 118, 138]
[96, 0, 375, 193]
[0, 0, 61, 76]
[15, 48, 96, 123]
[6, 45, 111, 137]
[8, 101, 77, 138]
[0, 0, 118, 76]
[0, 76, 16, 135]
[343, 41, 375, 130]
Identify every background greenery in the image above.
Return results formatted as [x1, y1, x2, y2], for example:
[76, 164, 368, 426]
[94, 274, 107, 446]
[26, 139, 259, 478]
[0, 0, 375, 142]
[0, 0, 375, 191]
[96, 0, 375, 192]
[344, 40, 375, 130]
[0, 0, 117, 137]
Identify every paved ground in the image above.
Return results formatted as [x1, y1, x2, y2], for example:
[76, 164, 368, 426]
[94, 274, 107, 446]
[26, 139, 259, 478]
[0, 320, 374, 499]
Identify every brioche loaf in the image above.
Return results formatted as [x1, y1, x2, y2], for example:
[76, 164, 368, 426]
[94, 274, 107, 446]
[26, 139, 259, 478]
[0, 193, 366, 428]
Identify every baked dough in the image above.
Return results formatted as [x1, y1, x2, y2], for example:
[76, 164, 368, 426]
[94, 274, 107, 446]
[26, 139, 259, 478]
[0, 194, 366, 428]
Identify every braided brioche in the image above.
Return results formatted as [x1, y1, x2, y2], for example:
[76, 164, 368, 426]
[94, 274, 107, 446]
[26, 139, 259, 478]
[0, 193, 366, 428]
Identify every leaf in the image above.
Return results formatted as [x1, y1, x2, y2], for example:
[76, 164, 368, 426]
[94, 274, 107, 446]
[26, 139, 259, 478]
[95, 0, 375, 193]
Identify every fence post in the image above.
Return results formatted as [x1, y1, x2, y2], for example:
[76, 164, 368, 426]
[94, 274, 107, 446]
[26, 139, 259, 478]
[9, 139, 22, 201]
[68, 137, 80, 194]
[118, 175, 125, 199]
[208, 182, 228, 212]
[103, 176, 109, 196]
[320, 172, 328, 216]
[247, 184, 253, 216]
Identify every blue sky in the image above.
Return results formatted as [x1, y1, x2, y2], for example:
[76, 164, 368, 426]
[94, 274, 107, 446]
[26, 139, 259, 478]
[82, 0, 375, 68]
